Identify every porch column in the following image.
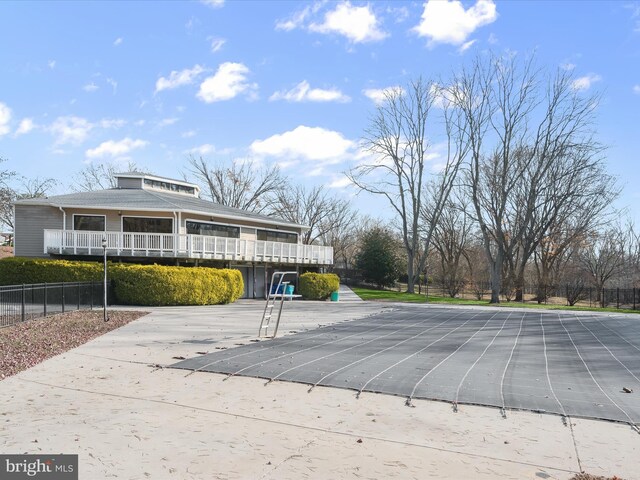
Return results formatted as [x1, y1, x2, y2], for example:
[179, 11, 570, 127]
[252, 263, 257, 299]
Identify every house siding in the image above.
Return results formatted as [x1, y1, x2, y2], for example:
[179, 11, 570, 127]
[14, 204, 64, 257]
[117, 177, 143, 189]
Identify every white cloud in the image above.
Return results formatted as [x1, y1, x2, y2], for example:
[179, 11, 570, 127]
[185, 16, 198, 31]
[113, 37, 123, 46]
[158, 117, 179, 127]
[572, 73, 601, 91]
[413, 0, 497, 46]
[201, 0, 224, 8]
[182, 130, 197, 138]
[106, 78, 118, 94]
[627, 3, 640, 32]
[560, 62, 576, 71]
[458, 39, 476, 53]
[309, 2, 387, 43]
[209, 37, 226, 52]
[362, 86, 404, 104]
[83, 82, 99, 92]
[276, 3, 321, 31]
[197, 62, 256, 103]
[86, 138, 148, 159]
[270, 80, 350, 103]
[49, 116, 93, 145]
[155, 65, 206, 93]
[99, 118, 126, 129]
[47, 60, 56, 69]
[387, 6, 409, 23]
[633, 85, 640, 94]
[327, 176, 353, 189]
[250, 125, 354, 162]
[185, 144, 215, 156]
[15, 118, 36, 136]
[0, 102, 11, 136]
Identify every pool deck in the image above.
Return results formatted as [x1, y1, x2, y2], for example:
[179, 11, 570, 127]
[0, 297, 638, 479]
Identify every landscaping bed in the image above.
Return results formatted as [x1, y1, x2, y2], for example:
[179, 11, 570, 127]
[0, 310, 147, 379]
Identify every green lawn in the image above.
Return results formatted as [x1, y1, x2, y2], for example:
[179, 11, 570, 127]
[351, 286, 640, 315]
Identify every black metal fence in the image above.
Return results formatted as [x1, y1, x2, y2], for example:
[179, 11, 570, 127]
[413, 282, 640, 310]
[338, 271, 640, 311]
[0, 282, 108, 328]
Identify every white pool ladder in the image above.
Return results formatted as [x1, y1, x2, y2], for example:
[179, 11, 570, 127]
[258, 271, 298, 338]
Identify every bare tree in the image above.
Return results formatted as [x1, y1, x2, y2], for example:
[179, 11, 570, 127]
[450, 52, 616, 303]
[0, 176, 57, 230]
[464, 239, 491, 300]
[0, 158, 17, 229]
[427, 198, 473, 297]
[348, 79, 466, 293]
[72, 161, 148, 192]
[579, 226, 628, 298]
[269, 185, 346, 245]
[318, 203, 360, 271]
[533, 225, 580, 303]
[187, 156, 284, 213]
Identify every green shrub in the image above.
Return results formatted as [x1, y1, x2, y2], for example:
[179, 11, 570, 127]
[0, 258, 244, 306]
[0, 257, 102, 284]
[110, 264, 243, 306]
[299, 272, 340, 300]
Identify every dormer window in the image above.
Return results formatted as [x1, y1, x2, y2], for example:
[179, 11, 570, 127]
[143, 178, 196, 195]
[114, 173, 200, 197]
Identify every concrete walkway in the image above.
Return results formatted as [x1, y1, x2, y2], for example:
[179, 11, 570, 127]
[0, 300, 638, 480]
[337, 284, 363, 302]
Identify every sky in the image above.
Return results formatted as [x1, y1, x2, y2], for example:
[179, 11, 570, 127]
[0, 0, 639, 224]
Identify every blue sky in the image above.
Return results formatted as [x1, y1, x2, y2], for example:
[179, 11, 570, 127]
[0, 0, 639, 222]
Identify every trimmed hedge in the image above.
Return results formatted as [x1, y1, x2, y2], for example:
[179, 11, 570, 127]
[299, 272, 340, 300]
[110, 264, 243, 306]
[0, 258, 244, 306]
[0, 257, 103, 284]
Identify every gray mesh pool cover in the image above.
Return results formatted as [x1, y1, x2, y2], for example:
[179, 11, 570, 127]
[171, 306, 640, 425]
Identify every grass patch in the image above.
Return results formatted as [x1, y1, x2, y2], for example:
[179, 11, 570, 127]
[351, 287, 640, 315]
[352, 287, 485, 305]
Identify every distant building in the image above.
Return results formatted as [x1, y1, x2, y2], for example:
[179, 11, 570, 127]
[13, 172, 333, 298]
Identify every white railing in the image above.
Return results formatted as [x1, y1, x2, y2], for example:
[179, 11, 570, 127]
[43, 230, 333, 265]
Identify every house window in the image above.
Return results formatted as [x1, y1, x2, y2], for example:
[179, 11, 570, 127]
[144, 178, 195, 195]
[122, 217, 173, 233]
[257, 229, 298, 244]
[73, 215, 105, 231]
[186, 221, 239, 238]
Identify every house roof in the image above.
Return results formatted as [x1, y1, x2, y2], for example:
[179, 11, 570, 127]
[15, 189, 308, 230]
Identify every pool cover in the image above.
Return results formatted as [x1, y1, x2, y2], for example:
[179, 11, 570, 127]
[171, 306, 640, 425]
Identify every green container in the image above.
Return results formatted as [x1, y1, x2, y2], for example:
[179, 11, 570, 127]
[330, 291, 339, 302]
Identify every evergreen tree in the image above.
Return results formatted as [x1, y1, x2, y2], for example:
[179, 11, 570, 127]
[356, 227, 401, 288]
